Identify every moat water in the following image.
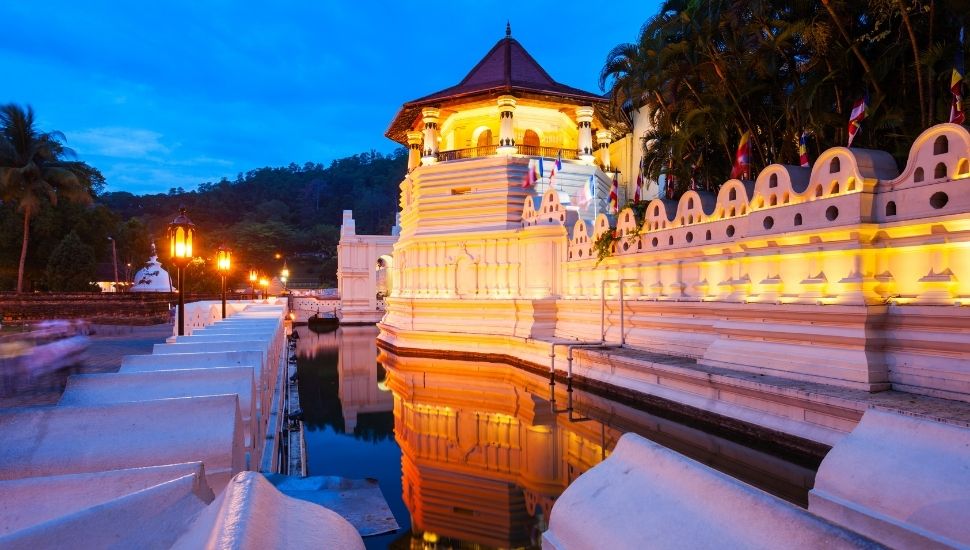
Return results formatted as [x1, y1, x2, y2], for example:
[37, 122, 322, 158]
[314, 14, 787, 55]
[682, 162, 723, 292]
[294, 325, 819, 549]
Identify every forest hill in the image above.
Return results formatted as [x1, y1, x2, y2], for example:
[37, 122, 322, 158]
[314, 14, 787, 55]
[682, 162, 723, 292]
[0, 149, 406, 292]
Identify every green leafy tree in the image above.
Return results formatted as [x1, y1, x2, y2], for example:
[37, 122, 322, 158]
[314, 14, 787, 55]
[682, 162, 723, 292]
[601, 0, 970, 198]
[43, 231, 99, 291]
[0, 104, 101, 292]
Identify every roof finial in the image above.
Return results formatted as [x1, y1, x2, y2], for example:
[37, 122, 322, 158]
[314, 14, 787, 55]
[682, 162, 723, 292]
[506, 21, 511, 37]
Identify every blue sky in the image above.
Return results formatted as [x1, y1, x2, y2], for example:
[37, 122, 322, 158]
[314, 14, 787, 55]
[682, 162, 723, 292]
[0, 1, 654, 195]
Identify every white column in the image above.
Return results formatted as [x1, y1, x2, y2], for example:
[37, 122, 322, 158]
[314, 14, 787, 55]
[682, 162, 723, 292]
[406, 130, 423, 172]
[596, 130, 612, 171]
[421, 107, 440, 166]
[577, 106, 595, 164]
[497, 95, 517, 155]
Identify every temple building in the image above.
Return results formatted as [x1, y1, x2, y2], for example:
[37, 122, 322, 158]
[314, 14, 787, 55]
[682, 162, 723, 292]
[386, 24, 656, 216]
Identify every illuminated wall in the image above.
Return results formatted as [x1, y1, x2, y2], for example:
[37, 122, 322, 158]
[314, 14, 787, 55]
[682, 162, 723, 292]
[381, 123, 970, 402]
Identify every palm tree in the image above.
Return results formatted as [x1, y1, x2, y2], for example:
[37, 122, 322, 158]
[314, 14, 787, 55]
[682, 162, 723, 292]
[0, 104, 95, 292]
[600, 0, 968, 200]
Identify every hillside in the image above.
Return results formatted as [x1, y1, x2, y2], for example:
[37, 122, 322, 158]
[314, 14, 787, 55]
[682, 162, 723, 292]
[0, 148, 406, 291]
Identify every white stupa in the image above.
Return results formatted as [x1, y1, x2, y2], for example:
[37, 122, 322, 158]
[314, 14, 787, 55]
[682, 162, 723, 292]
[130, 242, 175, 292]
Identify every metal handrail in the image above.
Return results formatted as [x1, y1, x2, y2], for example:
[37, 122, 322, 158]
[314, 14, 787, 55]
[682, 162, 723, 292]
[435, 144, 580, 163]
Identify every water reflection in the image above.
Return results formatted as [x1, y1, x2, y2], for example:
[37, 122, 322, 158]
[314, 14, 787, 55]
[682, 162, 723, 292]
[296, 326, 394, 440]
[294, 325, 406, 550]
[296, 326, 817, 550]
[381, 351, 817, 549]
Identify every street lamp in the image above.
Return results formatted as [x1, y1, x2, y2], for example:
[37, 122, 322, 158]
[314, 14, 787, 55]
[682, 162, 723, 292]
[259, 277, 269, 302]
[167, 207, 196, 336]
[107, 237, 119, 292]
[217, 245, 231, 319]
[281, 263, 290, 293]
[249, 269, 257, 299]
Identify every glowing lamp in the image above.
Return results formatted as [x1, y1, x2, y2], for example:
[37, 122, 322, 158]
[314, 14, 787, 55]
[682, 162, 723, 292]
[167, 206, 196, 336]
[217, 246, 232, 273]
[167, 207, 195, 268]
[216, 245, 232, 319]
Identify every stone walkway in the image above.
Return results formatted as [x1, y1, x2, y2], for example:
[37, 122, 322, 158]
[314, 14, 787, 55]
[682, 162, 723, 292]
[0, 324, 172, 409]
[598, 346, 970, 429]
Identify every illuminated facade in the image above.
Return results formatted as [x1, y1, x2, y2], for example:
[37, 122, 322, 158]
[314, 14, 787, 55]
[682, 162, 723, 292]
[373, 29, 970, 448]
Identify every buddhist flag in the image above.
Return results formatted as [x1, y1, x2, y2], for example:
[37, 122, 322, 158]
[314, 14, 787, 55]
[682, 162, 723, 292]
[847, 95, 867, 147]
[951, 27, 965, 125]
[799, 131, 810, 167]
[549, 150, 562, 187]
[730, 131, 751, 180]
[578, 174, 595, 206]
[609, 171, 619, 214]
[521, 159, 537, 188]
[634, 162, 643, 202]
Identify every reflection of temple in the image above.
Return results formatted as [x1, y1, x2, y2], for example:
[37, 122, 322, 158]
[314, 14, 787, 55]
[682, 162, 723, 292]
[296, 326, 393, 435]
[382, 350, 816, 548]
[337, 327, 393, 433]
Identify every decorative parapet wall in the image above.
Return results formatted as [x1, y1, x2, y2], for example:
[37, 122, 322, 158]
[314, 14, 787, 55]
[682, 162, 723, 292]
[566, 124, 969, 306]
[383, 124, 970, 402]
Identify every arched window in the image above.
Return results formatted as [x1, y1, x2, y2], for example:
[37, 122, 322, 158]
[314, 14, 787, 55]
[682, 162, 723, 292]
[769, 174, 778, 188]
[914, 167, 925, 182]
[523, 130, 540, 149]
[476, 129, 492, 156]
[830, 157, 841, 173]
[477, 129, 492, 147]
[729, 188, 737, 201]
[935, 162, 947, 180]
[885, 201, 897, 216]
[934, 135, 948, 155]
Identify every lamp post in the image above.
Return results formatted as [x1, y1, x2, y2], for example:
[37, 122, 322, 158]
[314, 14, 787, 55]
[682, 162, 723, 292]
[107, 237, 119, 292]
[259, 278, 269, 302]
[167, 207, 196, 336]
[249, 269, 257, 299]
[281, 263, 290, 293]
[217, 245, 231, 319]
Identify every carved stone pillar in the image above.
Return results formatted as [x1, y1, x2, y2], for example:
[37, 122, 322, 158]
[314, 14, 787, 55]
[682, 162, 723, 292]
[406, 130, 423, 171]
[577, 106, 595, 164]
[421, 107, 440, 166]
[497, 95, 517, 155]
[596, 130, 612, 171]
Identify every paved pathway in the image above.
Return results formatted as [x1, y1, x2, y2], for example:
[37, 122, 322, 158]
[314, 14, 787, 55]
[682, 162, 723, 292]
[0, 324, 172, 409]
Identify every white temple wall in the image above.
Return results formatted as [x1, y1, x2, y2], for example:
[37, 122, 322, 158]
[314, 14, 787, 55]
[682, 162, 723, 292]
[382, 124, 970, 402]
[337, 210, 396, 324]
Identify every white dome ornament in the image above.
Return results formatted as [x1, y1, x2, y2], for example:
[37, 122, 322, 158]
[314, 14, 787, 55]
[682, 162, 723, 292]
[130, 241, 175, 292]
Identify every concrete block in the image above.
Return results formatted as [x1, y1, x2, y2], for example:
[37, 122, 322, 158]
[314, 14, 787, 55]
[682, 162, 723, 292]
[59, 367, 258, 449]
[0, 471, 211, 550]
[543, 432, 879, 550]
[0, 395, 246, 493]
[810, 409, 970, 548]
[0, 462, 212, 536]
[173, 472, 364, 550]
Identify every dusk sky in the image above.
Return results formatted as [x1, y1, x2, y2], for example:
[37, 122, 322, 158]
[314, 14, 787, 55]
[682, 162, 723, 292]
[0, 1, 655, 195]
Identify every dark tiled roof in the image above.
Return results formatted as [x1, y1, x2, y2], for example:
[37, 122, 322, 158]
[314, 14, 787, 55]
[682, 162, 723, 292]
[386, 29, 607, 145]
[411, 36, 605, 104]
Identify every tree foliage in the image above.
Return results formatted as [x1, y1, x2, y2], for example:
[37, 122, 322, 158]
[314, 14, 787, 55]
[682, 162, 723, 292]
[97, 149, 407, 290]
[43, 231, 99, 292]
[601, 0, 970, 198]
[0, 104, 102, 291]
